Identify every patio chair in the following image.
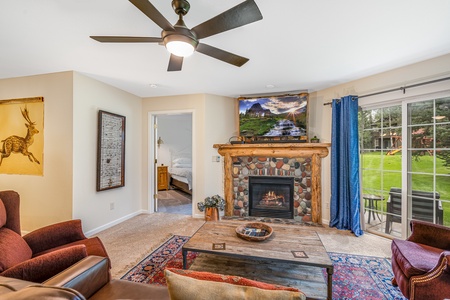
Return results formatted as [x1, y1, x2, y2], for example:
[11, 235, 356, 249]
[385, 187, 443, 234]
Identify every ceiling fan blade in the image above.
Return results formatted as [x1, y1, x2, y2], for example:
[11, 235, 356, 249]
[168, 54, 183, 71]
[196, 43, 249, 67]
[129, 0, 174, 31]
[90, 36, 162, 43]
[191, 0, 262, 40]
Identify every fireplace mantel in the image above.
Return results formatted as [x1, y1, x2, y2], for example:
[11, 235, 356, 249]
[213, 143, 331, 224]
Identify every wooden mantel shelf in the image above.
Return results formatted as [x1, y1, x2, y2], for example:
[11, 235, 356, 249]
[213, 143, 331, 158]
[213, 142, 331, 224]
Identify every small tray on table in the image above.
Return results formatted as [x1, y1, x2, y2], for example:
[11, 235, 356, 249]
[235, 222, 273, 242]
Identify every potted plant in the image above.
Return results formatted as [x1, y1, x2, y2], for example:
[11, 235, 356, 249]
[197, 194, 225, 221]
[310, 136, 320, 143]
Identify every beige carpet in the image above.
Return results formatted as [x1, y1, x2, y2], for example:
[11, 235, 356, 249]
[95, 213, 205, 279]
[157, 190, 192, 215]
[95, 213, 392, 279]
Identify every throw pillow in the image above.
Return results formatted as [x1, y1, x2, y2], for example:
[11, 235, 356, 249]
[0, 228, 33, 273]
[165, 268, 306, 300]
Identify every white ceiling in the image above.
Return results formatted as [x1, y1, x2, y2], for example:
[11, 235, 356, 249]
[1, 0, 450, 98]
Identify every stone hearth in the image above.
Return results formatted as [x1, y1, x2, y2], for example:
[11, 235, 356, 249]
[214, 143, 330, 224]
[232, 156, 310, 222]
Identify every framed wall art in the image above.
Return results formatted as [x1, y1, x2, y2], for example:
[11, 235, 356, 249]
[0, 97, 44, 175]
[97, 110, 126, 191]
[238, 93, 309, 143]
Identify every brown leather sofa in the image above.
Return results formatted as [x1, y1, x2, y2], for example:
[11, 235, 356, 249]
[391, 220, 450, 300]
[0, 256, 170, 300]
[0, 190, 110, 283]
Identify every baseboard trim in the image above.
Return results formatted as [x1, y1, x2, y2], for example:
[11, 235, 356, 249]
[85, 209, 147, 237]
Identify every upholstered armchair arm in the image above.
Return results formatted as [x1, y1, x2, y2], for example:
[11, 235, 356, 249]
[0, 245, 88, 283]
[407, 220, 450, 250]
[409, 251, 450, 300]
[23, 220, 87, 254]
[44, 256, 110, 299]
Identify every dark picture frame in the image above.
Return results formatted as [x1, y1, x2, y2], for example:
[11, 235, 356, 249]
[97, 110, 126, 191]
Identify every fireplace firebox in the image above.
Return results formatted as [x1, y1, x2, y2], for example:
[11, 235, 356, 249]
[249, 176, 294, 219]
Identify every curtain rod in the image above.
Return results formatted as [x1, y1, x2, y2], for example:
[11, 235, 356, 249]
[323, 76, 450, 106]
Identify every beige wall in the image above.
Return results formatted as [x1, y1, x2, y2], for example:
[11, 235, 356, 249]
[142, 94, 235, 218]
[0, 72, 143, 233]
[204, 94, 237, 200]
[310, 53, 450, 224]
[72, 73, 143, 234]
[0, 72, 74, 231]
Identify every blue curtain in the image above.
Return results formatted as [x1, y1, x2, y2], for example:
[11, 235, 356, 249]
[330, 95, 363, 236]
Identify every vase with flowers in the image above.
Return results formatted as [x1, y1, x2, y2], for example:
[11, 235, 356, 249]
[197, 194, 225, 221]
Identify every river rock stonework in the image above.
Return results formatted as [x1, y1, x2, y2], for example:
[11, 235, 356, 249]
[232, 156, 312, 222]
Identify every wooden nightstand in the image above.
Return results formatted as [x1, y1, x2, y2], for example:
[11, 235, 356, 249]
[157, 165, 169, 191]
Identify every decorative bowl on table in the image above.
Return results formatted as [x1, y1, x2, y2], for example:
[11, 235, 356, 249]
[235, 222, 273, 242]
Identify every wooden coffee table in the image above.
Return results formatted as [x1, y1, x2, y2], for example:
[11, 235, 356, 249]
[182, 220, 333, 300]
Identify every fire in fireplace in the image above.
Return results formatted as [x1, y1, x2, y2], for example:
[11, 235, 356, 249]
[248, 176, 294, 219]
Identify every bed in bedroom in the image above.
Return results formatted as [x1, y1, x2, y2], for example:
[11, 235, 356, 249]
[169, 157, 192, 195]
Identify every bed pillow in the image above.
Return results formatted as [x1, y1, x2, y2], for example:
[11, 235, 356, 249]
[172, 163, 192, 168]
[165, 268, 306, 300]
[172, 158, 191, 164]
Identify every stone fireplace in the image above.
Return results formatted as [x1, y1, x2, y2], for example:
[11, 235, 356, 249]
[213, 143, 330, 224]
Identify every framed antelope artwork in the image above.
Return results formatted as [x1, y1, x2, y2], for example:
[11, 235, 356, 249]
[0, 97, 44, 175]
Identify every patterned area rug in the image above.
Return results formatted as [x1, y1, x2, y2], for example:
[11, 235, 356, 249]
[122, 236, 406, 299]
[121, 235, 198, 285]
[327, 252, 406, 300]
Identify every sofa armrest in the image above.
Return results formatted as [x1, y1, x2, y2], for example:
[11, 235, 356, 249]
[23, 220, 87, 254]
[0, 285, 86, 300]
[0, 276, 36, 293]
[44, 256, 110, 299]
[1, 245, 88, 283]
[410, 251, 450, 299]
[408, 220, 450, 250]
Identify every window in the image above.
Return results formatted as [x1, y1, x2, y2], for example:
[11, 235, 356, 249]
[360, 96, 450, 238]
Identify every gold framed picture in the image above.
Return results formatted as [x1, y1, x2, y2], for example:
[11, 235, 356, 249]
[0, 97, 44, 175]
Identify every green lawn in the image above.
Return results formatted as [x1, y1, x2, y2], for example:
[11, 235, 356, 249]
[361, 152, 450, 226]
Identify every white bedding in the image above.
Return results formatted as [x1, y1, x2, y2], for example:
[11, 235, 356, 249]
[170, 167, 192, 190]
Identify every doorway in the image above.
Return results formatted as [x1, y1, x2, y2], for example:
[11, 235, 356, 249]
[153, 112, 193, 215]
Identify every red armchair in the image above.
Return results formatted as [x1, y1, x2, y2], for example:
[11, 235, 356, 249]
[0, 190, 109, 283]
[391, 219, 450, 300]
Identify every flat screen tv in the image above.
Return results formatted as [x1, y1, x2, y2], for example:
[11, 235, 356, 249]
[238, 93, 308, 140]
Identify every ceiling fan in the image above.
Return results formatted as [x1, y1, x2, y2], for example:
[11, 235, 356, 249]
[90, 0, 263, 71]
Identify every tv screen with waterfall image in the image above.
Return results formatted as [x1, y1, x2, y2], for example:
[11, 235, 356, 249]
[238, 93, 308, 140]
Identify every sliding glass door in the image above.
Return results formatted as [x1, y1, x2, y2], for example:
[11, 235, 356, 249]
[360, 105, 402, 236]
[406, 98, 450, 231]
[360, 96, 450, 238]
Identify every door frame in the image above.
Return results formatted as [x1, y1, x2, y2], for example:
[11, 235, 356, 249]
[148, 109, 195, 215]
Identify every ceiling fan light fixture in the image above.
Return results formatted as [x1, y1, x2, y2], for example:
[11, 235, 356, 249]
[166, 40, 195, 57]
[164, 33, 197, 57]
[91, 0, 262, 70]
